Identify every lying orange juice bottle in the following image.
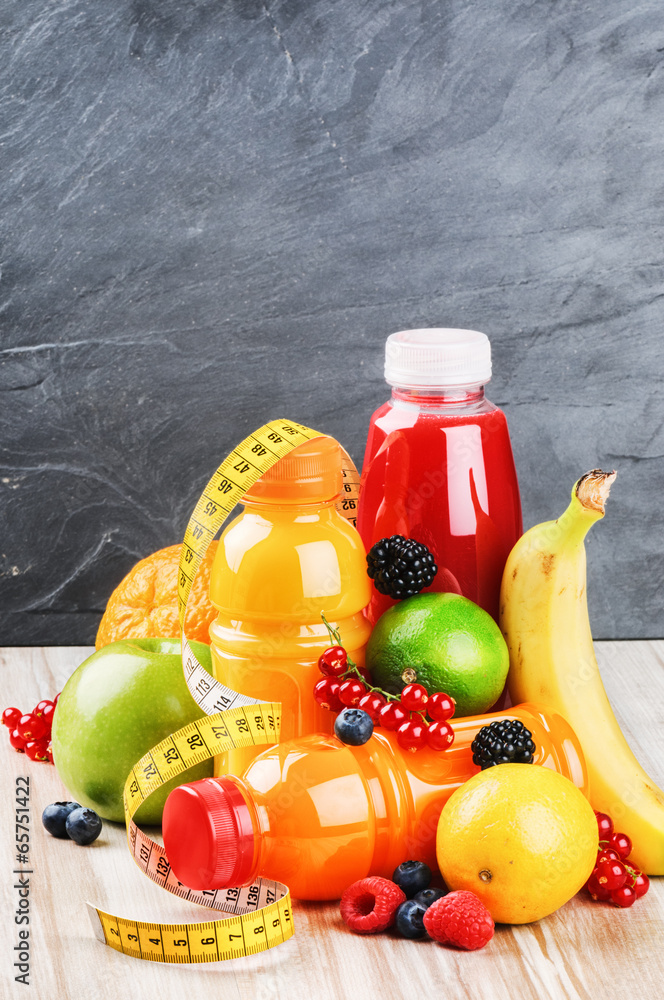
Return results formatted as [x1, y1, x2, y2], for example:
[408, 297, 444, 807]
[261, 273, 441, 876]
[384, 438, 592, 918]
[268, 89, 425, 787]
[208, 436, 371, 777]
[163, 703, 587, 900]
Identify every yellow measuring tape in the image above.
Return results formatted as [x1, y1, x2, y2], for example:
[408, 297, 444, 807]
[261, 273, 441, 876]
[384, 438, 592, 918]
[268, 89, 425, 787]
[86, 419, 361, 963]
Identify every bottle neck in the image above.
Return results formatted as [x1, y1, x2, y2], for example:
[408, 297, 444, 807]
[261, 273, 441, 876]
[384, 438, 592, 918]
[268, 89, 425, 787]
[241, 495, 339, 514]
[390, 384, 486, 408]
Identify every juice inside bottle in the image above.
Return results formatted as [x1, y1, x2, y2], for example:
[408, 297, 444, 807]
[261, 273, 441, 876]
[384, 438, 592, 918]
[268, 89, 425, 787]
[208, 436, 371, 777]
[163, 703, 587, 900]
[357, 329, 522, 624]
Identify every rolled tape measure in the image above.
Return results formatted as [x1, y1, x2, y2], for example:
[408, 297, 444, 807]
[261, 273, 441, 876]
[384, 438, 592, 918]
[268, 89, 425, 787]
[87, 419, 361, 964]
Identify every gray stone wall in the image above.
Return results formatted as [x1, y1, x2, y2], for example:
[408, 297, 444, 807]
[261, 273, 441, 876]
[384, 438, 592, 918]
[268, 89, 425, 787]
[1, 0, 663, 643]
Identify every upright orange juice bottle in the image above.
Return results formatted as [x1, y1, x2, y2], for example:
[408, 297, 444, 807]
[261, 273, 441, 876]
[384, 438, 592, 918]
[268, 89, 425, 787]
[208, 436, 371, 777]
[163, 704, 587, 900]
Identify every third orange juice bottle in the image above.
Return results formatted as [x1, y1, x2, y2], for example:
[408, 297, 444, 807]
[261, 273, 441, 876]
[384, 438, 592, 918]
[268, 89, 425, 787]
[208, 435, 371, 776]
[163, 704, 587, 900]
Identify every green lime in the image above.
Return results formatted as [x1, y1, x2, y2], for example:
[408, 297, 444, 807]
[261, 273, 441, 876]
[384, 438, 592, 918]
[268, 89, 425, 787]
[367, 592, 509, 717]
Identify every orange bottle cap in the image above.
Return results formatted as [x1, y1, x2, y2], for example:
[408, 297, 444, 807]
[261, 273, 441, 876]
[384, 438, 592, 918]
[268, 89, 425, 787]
[243, 436, 343, 503]
[162, 776, 256, 891]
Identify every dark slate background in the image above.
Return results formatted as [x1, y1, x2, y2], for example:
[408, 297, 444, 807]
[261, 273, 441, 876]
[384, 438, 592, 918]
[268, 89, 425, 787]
[1, 0, 663, 644]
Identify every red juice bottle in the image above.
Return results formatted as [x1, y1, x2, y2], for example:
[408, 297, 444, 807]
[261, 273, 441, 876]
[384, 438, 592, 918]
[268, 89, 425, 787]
[357, 329, 522, 624]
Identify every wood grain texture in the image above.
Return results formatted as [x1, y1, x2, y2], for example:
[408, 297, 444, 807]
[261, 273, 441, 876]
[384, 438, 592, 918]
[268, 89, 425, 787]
[1, 643, 662, 999]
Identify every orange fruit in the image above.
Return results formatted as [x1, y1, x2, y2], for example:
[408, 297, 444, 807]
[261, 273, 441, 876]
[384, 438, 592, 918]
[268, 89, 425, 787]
[95, 542, 219, 650]
[436, 764, 598, 924]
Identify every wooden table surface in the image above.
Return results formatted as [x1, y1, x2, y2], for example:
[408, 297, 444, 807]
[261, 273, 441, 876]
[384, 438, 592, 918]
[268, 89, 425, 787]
[1, 643, 663, 1000]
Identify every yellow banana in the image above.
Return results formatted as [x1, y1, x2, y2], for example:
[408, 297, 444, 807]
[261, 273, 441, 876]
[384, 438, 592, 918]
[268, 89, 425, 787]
[500, 469, 664, 875]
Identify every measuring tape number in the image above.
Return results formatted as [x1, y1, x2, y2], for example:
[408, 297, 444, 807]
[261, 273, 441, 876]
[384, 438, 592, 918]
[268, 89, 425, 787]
[86, 419, 361, 964]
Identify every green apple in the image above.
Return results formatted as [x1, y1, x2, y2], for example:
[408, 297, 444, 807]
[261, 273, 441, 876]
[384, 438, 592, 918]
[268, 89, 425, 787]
[52, 638, 215, 824]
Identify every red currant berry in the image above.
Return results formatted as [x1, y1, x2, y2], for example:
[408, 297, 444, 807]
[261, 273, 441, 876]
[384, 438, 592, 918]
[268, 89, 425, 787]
[597, 847, 621, 865]
[379, 701, 410, 732]
[45, 742, 54, 765]
[426, 720, 455, 750]
[596, 858, 627, 891]
[594, 811, 613, 841]
[2, 707, 22, 729]
[26, 737, 50, 762]
[17, 713, 46, 742]
[357, 692, 386, 723]
[40, 703, 56, 733]
[54, 692, 60, 706]
[357, 666, 372, 684]
[427, 692, 455, 722]
[313, 677, 343, 712]
[397, 719, 428, 752]
[338, 679, 367, 708]
[9, 728, 26, 752]
[318, 646, 348, 677]
[608, 832, 632, 860]
[400, 683, 428, 712]
[611, 884, 637, 908]
[586, 870, 612, 901]
[34, 699, 55, 717]
[632, 870, 650, 899]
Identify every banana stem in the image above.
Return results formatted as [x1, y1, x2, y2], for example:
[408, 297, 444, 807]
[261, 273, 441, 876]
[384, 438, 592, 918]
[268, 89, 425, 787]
[554, 469, 617, 546]
[575, 469, 617, 513]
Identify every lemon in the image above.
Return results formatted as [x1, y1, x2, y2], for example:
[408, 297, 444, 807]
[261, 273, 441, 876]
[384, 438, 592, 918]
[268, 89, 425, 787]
[366, 592, 508, 716]
[436, 764, 598, 924]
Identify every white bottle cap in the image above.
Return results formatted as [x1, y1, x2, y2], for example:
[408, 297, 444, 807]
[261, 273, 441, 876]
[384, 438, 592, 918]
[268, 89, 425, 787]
[384, 328, 492, 389]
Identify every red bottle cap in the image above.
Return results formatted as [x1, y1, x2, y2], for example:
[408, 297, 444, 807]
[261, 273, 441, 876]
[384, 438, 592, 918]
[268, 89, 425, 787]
[162, 776, 257, 890]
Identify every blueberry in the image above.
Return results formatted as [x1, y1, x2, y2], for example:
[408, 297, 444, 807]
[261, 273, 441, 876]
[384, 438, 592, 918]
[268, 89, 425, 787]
[334, 708, 373, 746]
[414, 886, 446, 909]
[392, 860, 432, 898]
[65, 807, 102, 845]
[395, 899, 427, 939]
[42, 801, 82, 839]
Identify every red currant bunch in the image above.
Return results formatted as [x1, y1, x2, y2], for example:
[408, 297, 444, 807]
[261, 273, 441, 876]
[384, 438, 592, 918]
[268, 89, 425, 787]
[585, 811, 649, 908]
[3, 694, 60, 764]
[313, 618, 457, 756]
[314, 644, 368, 713]
[364, 683, 457, 753]
[391, 684, 455, 753]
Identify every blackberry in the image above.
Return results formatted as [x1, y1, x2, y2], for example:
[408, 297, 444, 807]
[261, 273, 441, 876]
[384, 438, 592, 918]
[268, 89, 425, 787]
[471, 719, 536, 770]
[366, 535, 437, 600]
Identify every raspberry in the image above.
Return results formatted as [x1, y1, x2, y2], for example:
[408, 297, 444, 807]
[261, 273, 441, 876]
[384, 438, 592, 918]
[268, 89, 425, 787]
[423, 890, 494, 950]
[340, 876, 406, 934]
